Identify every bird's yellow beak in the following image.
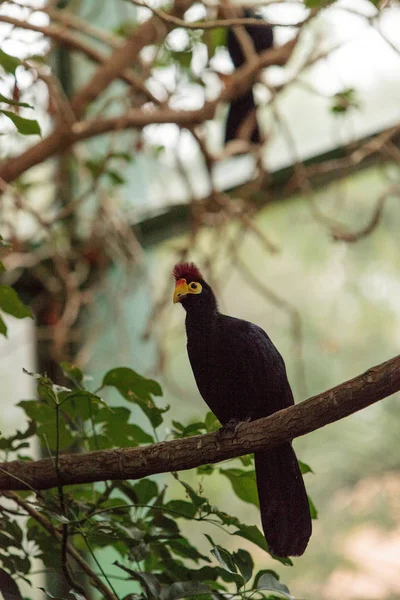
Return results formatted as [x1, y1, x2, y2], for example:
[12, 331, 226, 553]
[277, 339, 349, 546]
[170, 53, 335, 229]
[173, 278, 189, 304]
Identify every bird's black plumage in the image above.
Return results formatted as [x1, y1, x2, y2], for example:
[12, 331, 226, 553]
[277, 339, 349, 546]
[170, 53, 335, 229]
[174, 263, 311, 557]
[225, 11, 273, 144]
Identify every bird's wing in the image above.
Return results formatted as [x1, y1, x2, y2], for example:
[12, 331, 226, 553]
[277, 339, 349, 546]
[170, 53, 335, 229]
[221, 316, 295, 416]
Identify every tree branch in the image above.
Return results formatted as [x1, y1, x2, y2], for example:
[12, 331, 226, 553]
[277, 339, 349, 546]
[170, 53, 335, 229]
[0, 354, 399, 491]
[0, 15, 159, 103]
[3, 492, 118, 600]
[0, 36, 296, 185]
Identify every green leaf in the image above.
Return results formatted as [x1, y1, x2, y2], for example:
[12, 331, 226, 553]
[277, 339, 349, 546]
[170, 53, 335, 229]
[331, 87, 360, 115]
[210, 546, 238, 577]
[253, 569, 279, 588]
[197, 464, 214, 476]
[255, 571, 293, 599]
[0, 236, 11, 250]
[2, 518, 23, 546]
[0, 49, 21, 75]
[205, 535, 240, 579]
[204, 411, 220, 432]
[304, 0, 334, 7]
[103, 367, 162, 398]
[164, 500, 197, 519]
[1, 111, 41, 136]
[173, 421, 207, 438]
[102, 367, 165, 427]
[298, 460, 313, 475]
[0, 285, 32, 319]
[203, 27, 227, 59]
[232, 549, 253, 584]
[171, 50, 192, 70]
[232, 524, 268, 553]
[176, 479, 207, 508]
[107, 170, 125, 185]
[61, 389, 107, 409]
[167, 537, 210, 563]
[0, 421, 36, 451]
[219, 468, 259, 506]
[0, 316, 7, 337]
[130, 424, 154, 444]
[132, 479, 159, 504]
[18, 400, 74, 450]
[114, 563, 163, 598]
[38, 588, 65, 600]
[167, 581, 212, 600]
[238, 454, 253, 467]
[308, 495, 318, 519]
[0, 567, 24, 599]
[95, 406, 153, 448]
[60, 362, 83, 384]
[0, 93, 32, 108]
[69, 591, 86, 600]
[233, 522, 294, 565]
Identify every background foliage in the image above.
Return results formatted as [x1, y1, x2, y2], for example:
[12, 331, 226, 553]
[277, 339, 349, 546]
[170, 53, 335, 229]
[0, 0, 400, 597]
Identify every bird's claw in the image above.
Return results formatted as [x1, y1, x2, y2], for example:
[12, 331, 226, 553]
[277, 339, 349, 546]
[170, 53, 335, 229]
[219, 416, 251, 438]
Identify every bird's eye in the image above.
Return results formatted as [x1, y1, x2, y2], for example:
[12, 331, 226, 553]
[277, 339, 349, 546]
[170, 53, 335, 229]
[190, 283, 197, 289]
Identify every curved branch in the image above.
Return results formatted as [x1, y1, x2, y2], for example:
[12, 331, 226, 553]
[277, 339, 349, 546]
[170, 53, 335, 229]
[0, 15, 159, 102]
[0, 36, 296, 184]
[4, 492, 118, 600]
[331, 183, 400, 242]
[0, 354, 399, 491]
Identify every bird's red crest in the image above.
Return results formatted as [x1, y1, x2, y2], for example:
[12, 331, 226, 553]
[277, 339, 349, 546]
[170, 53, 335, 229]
[173, 262, 203, 282]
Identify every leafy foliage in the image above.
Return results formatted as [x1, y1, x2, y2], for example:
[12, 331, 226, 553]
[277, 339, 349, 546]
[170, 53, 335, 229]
[0, 236, 33, 336]
[0, 362, 316, 598]
[330, 88, 360, 115]
[0, 50, 41, 136]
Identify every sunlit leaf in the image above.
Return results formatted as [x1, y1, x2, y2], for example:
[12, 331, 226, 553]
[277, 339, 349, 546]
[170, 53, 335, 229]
[204, 411, 220, 432]
[0, 316, 7, 337]
[308, 495, 318, 519]
[0, 49, 21, 75]
[102, 367, 165, 426]
[164, 500, 197, 519]
[1, 111, 41, 136]
[0, 93, 32, 108]
[60, 362, 83, 384]
[203, 27, 227, 59]
[0, 285, 32, 319]
[298, 460, 313, 475]
[220, 468, 259, 506]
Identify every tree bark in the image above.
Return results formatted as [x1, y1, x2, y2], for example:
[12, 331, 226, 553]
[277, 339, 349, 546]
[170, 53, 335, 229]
[0, 354, 399, 491]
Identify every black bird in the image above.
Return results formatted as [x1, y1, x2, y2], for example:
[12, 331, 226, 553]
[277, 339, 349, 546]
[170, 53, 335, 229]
[173, 262, 311, 557]
[225, 10, 273, 144]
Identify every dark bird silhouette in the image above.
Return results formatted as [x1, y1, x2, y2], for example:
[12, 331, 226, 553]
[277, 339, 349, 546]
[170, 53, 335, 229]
[173, 262, 311, 557]
[225, 11, 273, 144]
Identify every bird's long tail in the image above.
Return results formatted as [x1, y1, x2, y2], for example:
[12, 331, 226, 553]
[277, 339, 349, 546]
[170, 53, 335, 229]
[254, 442, 311, 557]
[224, 90, 260, 144]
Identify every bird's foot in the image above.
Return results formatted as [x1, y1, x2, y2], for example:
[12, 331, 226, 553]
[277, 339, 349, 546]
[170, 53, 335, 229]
[219, 416, 251, 438]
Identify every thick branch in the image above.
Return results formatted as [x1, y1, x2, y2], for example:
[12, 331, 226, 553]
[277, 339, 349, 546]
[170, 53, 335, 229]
[0, 354, 399, 491]
[0, 37, 296, 184]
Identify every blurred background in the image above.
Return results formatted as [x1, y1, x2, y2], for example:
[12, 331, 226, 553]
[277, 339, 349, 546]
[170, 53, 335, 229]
[0, 0, 400, 597]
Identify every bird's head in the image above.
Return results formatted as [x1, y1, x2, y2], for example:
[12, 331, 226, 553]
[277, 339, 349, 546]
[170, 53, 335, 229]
[172, 262, 217, 314]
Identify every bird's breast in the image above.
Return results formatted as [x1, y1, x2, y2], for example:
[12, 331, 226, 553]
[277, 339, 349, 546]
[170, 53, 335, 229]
[187, 335, 258, 425]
